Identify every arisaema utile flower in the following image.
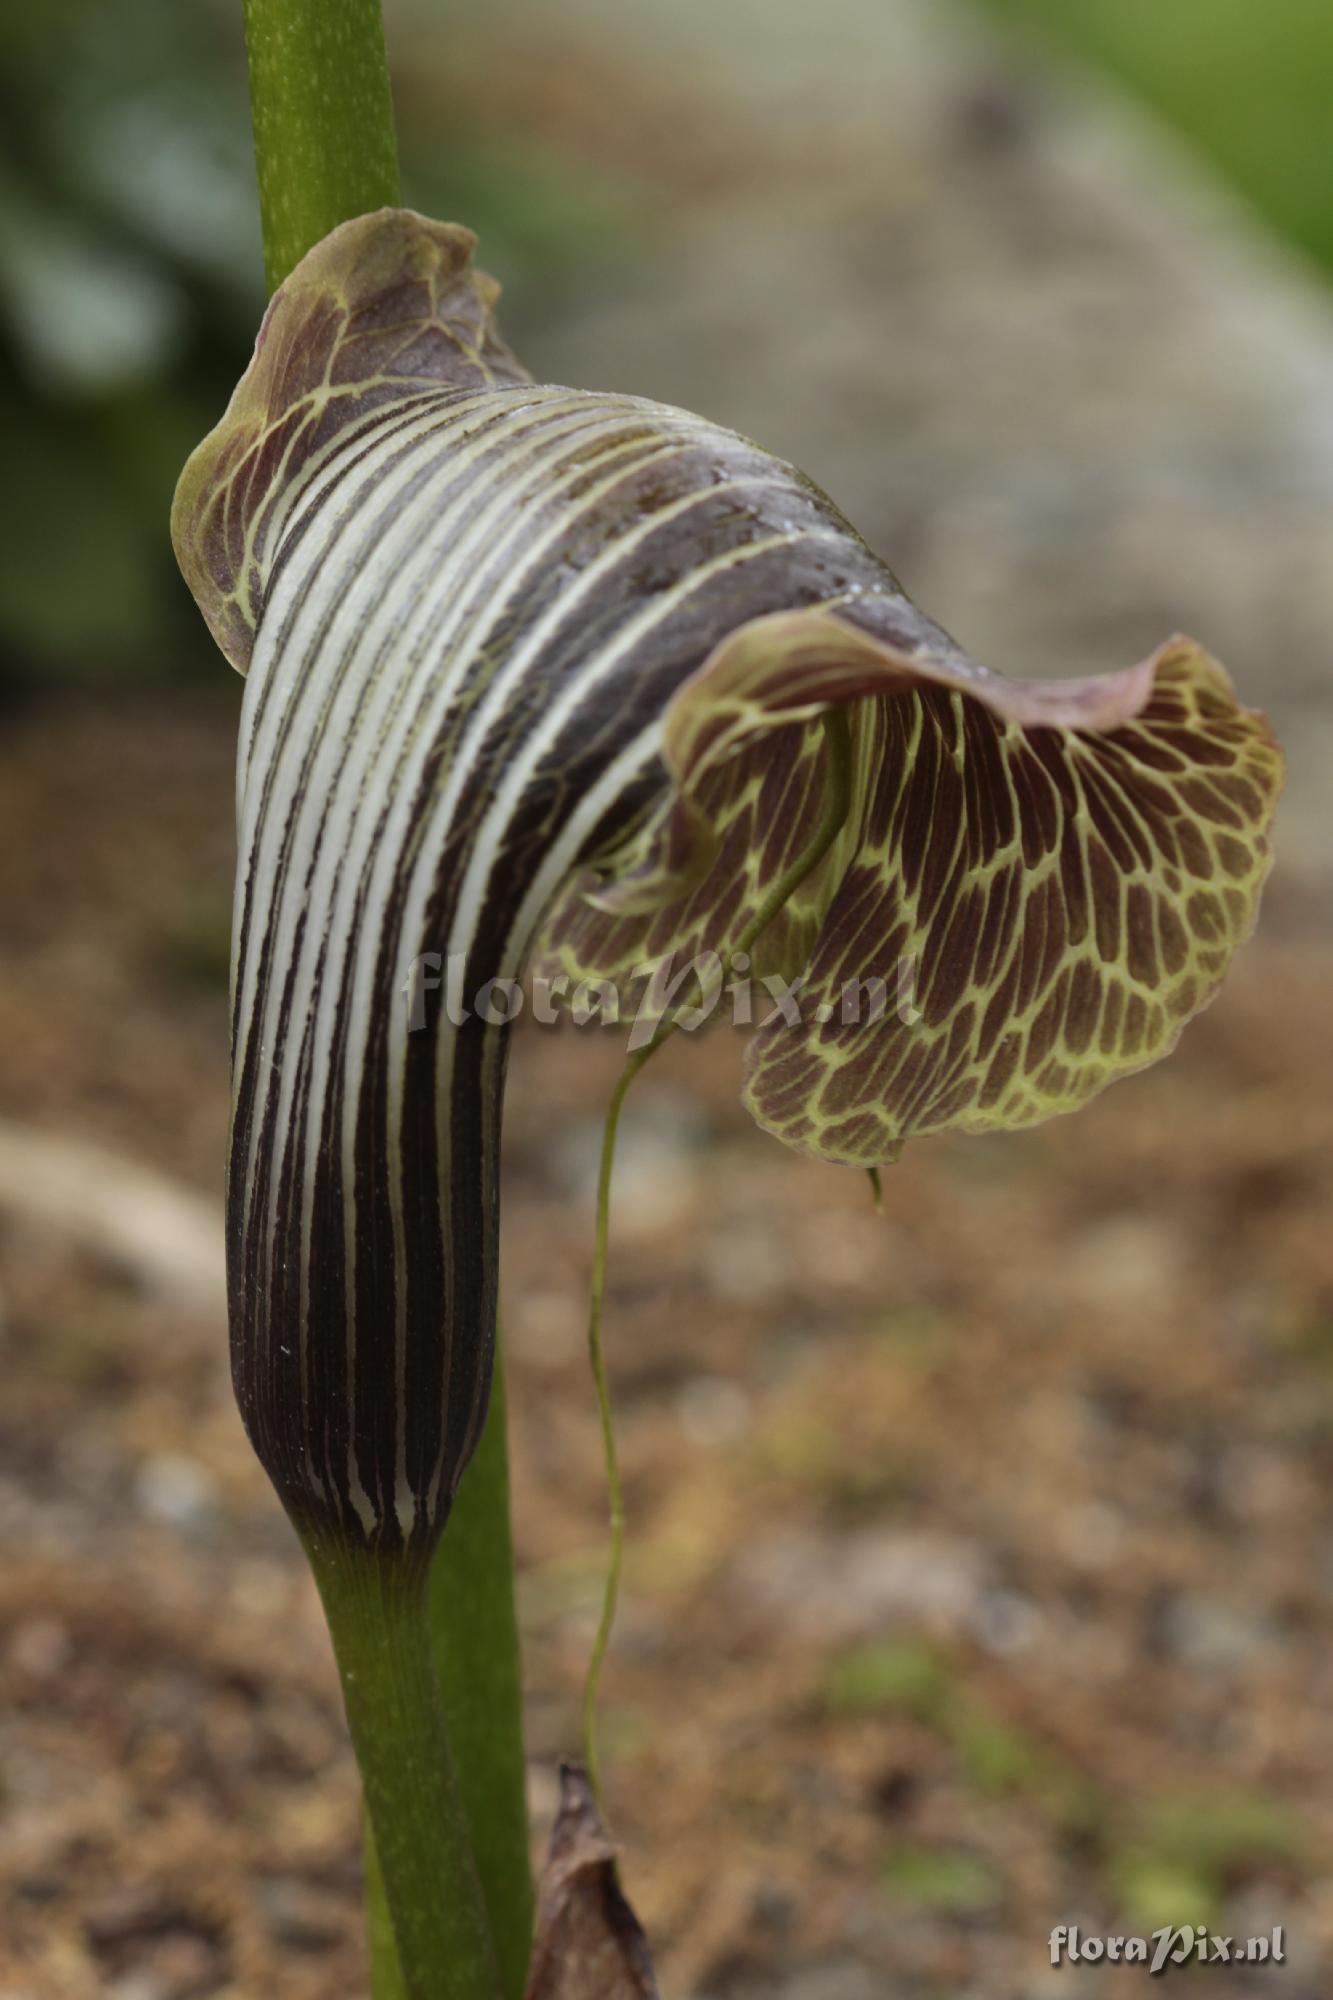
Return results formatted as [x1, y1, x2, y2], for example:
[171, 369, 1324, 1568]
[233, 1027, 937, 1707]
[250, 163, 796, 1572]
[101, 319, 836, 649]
[173, 208, 1281, 1564]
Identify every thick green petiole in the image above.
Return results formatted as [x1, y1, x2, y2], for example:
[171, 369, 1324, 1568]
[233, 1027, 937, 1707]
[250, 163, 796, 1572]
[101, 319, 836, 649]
[430, 1351, 535, 2000]
[364, 1359, 533, 2000]
[364, 1825, 410, 2000]
[241, 0, 401, 291]
[358, 1360, 536, 2000]
[304, 1536, 499, 2000]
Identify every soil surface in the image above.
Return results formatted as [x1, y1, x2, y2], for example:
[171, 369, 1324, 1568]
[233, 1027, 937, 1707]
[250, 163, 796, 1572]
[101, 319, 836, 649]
[3, 3, 1331, 1996]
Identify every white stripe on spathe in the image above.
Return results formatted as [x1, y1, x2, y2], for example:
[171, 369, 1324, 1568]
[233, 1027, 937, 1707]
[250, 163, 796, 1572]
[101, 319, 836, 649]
[261, 410, 706, 1517]
[232, 373, 853, 1535]
[398, 524, 846, 1524]
[240, 396, 671, 1240]
[239, 393, 724, 1288]
[236, 383, 706, 1101]
[236, 389, 562, 1039]
[345, 441, 795, 1530]
[232, 389, 616, 1271]
[238, 388, 755, 1526]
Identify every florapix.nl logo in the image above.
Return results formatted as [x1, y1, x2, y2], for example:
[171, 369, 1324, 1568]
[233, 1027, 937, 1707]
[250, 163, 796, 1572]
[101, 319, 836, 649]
[1049, 1924, 1286, 1975]
[403, 948, 924, 1050]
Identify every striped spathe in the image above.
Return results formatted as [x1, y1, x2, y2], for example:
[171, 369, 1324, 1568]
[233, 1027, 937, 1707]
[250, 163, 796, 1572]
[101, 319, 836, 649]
[173, 211, 1280, 1551]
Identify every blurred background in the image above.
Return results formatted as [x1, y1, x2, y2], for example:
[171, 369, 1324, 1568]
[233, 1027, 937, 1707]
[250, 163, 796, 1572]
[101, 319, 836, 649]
[1, 1, 1331, 1995]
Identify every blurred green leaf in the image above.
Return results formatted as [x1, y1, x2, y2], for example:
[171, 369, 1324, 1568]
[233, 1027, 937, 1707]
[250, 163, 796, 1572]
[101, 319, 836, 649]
[1107, 1789, 1309, 1935]
[0, 0, 638, 685]
[819, 1639, 955, 1721]
[972, 0, 1333, 272]
[1109, 1851, 1218, 1936]
[1141, 1791, 1306, 1877]
[952, 1705, 1042, 1796]
[881, 1841, 999, 1914]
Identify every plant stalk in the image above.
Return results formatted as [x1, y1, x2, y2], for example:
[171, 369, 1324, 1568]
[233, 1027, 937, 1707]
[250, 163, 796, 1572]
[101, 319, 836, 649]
[363, 1357, 534, 2000]
[364, 1358, 534, 2000]
[365, 1824, 410, 2000]
[242, 0, 401, 291]
[304, 1537, 499, 2000]
[430, 1349, 535, 2000]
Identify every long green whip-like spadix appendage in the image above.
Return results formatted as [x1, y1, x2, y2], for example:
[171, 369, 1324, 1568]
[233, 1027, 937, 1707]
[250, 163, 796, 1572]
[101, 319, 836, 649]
[173, 209, 1281, 1991]
[580, 708, 854, 1806]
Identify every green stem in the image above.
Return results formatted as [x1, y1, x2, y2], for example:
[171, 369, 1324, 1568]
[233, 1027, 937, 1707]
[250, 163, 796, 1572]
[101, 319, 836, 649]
[242, 0, 401, 292]
[365, 1353, 533, 2000]
[430, 1349, 535, 2000]
[365, 1823, 410, 2000]
[304, 1537, 499, 2000]
[582, 710, 854, 1802]
[580, 1056, 642, 1809]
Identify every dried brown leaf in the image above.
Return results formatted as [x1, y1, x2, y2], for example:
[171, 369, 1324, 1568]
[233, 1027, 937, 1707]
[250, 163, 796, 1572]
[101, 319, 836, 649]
[523, 1766, 659, 2000]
